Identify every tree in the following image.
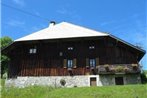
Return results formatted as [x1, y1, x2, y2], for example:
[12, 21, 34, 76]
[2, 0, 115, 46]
[0, 36, 13, 78]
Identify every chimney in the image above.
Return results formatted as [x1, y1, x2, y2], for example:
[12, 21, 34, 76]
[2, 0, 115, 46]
[49, 21, 56, 27]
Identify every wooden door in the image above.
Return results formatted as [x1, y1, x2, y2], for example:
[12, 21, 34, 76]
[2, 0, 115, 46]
[115, 77, 124, 85]
[90, 77, 97, 86]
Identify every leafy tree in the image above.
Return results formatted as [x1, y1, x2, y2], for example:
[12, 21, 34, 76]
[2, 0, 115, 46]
[141, 70, 147, 84]
[0, 36, 13, 78]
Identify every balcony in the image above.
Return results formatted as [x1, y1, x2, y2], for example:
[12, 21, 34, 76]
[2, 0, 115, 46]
[97, 64, 141, 74]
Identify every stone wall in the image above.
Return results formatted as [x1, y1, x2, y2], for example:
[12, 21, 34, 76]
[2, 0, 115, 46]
[6, 75, 94, 88]
[99, 74, 141, 85]
[5, 74, 141, 88]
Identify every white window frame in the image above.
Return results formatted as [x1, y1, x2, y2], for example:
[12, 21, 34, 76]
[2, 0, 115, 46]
[67, 59, 73, 68]
[29, 48, 37, 54]
[89, 46, 95, 49]
[89, 59, 96, 67]
[68, 47, 73, 50]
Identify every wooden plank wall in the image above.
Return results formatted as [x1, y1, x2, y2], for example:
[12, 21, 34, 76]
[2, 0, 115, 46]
[8, 38, 138, 77]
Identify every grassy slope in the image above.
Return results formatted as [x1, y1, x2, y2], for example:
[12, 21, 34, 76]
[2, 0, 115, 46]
[1, 83, 147, 98]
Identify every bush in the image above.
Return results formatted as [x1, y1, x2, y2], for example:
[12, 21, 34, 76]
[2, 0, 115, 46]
[60, 79, 66, 86]
[115, 66, 124, 72]
[141, 71, 147, 84]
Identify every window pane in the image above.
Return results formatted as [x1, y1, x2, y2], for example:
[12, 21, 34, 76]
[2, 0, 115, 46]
[90, 60, 92, 66]
[68, 60, 70, 67]
[33, 49, 37, 53]
[29, 49, 33, 53]
[89, 46, 95, 49]
[67, 60, 73, 68]
[68, 47, 73, 50]
[93, 59, 96, 67]
[89, 59, 96, 67]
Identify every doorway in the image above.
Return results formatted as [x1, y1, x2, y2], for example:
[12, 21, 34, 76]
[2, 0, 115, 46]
[90, 77, 97, 86]
[115, 77, 124, 85]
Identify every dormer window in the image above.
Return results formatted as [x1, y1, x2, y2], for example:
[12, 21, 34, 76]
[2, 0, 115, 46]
[89, 46, 95, 49]
[68, 47, 73, 50]
[29, 48, 37, 54]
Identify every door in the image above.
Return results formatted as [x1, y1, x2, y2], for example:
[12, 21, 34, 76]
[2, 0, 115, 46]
[115, 77, 124, 85]
[90, 77, 97, 86]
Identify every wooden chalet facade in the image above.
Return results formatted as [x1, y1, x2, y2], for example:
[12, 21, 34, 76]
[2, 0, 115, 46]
[3, 22, 145, 87]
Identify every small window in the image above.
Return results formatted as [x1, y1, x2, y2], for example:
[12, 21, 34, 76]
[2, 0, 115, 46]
[29, 48, 37, 54]
[89, 46, 95, 49]
[68, 47, 73, 50]
[67, 59, 73, 68]
[89, 59, 96, 67]
[59, 52, 63, 56]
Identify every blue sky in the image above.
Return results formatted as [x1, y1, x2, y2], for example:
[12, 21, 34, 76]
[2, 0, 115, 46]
[1, 0, 147, 69]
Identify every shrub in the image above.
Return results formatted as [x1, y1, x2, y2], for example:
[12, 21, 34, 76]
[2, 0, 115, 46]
[141, 71, 147, 84]
[124, 67, 129, 72]
[60, 79, 66, 86]
[104, 64, 110, 71]
[115, 66, 124, 72]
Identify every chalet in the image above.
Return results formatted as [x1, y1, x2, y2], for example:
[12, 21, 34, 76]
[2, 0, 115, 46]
[3, 21, 145, 87]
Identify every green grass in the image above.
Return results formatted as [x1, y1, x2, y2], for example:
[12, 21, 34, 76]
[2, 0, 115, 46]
[1, 79, 147, 98]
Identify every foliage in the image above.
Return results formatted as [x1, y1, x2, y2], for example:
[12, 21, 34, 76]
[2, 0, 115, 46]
[115, 66, 124, 72]
[0, 36, 13, 49]
[1, 84, 147, 98]
[60, 79, 66, 86]
[0, 36, 13, 78]
[104, 64, 109, 71]
[141, 70, 147, 84]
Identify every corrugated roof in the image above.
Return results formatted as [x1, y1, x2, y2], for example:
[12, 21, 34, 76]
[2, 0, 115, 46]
[15, 22, 109, 41]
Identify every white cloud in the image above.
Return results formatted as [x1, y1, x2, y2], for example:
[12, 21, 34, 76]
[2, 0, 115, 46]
[12, 0, 25, 7]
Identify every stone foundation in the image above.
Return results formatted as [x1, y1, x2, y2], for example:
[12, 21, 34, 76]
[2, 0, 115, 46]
[5, 74, 141, 88]
[99, 74, 141, 85]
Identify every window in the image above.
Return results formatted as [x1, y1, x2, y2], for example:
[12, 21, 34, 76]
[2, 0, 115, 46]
[29, 48, 37, 54]
[89, 46, 95, 49]
[89, 59, 96, 67]
[59, 52, 63, 56]
[67, 60, 73, 68]
[68, 47, 73, 50]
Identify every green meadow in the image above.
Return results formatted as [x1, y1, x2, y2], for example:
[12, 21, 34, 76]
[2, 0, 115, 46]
[1, 79, 147, 98]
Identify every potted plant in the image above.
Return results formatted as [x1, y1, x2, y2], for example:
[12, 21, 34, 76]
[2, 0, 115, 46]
[124, 67, 129, 73]
[86, 66, 89, 68]
[132, 64, 138, 71]
[104, 64, 110, 72]
[115, 66, 124, 73]
[110, 67, 115, 73]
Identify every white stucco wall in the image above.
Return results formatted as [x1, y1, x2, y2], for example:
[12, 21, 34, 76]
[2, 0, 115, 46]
[5, 74, 141, 88]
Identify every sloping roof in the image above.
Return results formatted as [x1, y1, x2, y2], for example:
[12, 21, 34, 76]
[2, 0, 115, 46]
[15, 21, 145, 53]
[15, 22, 109, 41]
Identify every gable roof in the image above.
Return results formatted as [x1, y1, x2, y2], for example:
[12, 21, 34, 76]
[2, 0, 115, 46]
[2, 21, 145, 61]
[15, 21, 145, 53]
[15, 22, 109, 41]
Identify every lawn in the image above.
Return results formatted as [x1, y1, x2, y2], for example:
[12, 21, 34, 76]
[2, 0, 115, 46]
[1, 79, 147, 98]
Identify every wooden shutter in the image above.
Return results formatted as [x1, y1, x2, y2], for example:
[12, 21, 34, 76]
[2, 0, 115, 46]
[73, 58, 77, 68]
[86, 58, 89, 67]
[96, 58, 99, 67]
[63, 59, 67, 68]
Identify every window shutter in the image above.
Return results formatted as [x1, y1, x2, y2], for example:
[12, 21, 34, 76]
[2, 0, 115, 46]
[96, 58, 99, 66]
[63, 59, 67, 68]
[86, 58, 89, 67]
[73, 58, 77, 68]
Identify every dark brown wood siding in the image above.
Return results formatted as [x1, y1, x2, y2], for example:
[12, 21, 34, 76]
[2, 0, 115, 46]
[8, 37, 139, 77]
